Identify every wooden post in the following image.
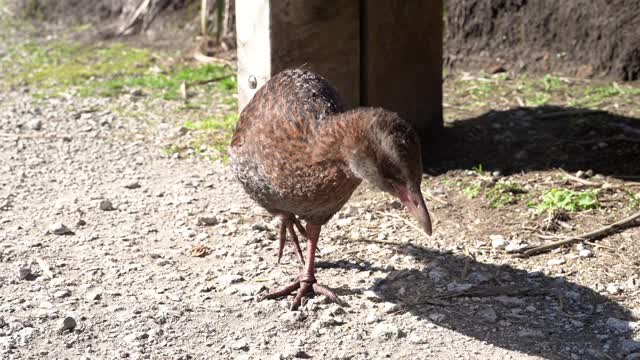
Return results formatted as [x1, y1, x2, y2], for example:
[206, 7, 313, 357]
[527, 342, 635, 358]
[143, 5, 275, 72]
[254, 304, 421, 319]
[236, 1, 443, 144]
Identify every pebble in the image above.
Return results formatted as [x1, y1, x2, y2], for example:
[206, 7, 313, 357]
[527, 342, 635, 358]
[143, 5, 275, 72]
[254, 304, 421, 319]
[478, 308, 498, 323]
[124, 181, 141, 189]
[59, 317, 77, 333]
[579, 249, 593, 258]
[626, 354, 640, 360]
[547, 257, 566, 266]
[99, 199, 115, 211]
[54, 289, 71, 299]
[371, 323, 402, 339]
[408, 332, 429, 344]
[622, 340, 640, 355]
[382, 302, 401, 313]
[49, 223, 73, 235]
[85, 290, 102, 301]
[231, 340, 249, 351]
[217, 274, 244, 286]
[365, 313, 381, 324]
[606, 317, 639, 333]
[26, 119, 42, 131]
[197, 216, 219, 226]
[489, 235, 507, 249]
[17, 264, 33, 280]
[606, 283, 623, 295]
[251, 222, 269, 231]
[428, 313, 445, 322]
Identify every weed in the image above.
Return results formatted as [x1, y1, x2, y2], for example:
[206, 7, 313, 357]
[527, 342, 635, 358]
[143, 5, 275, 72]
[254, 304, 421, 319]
[532, 189, 599, 213]
[472, 164, 485, 176]
[463, 184, 481, 199]
[487, 180, 526, 208]
[626, 190, 640, 209]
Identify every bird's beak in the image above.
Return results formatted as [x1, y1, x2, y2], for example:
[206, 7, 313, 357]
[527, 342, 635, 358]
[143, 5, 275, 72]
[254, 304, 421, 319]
[396, 184, 433, 235]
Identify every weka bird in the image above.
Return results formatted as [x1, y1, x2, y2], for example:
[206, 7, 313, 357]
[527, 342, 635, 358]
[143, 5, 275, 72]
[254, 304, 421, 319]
[229, 68, 432, 309]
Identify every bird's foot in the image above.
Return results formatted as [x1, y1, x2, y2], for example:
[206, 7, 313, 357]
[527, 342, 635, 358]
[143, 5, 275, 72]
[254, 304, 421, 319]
[277, 217, 305, 265]
[259, 275, 341, 310]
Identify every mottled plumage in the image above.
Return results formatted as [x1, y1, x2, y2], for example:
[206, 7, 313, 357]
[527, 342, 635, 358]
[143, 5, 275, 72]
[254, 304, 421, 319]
[229, 68, 432, 309]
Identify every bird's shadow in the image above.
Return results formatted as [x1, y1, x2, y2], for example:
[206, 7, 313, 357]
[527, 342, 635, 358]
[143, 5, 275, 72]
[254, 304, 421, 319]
[322, 238, 638, 360]
[424, 105, 640, 178]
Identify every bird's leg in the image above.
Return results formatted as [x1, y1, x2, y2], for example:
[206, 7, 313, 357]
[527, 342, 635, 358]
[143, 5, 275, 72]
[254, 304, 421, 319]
[261, 224, 341, 310]
[276, 216, 305, 264]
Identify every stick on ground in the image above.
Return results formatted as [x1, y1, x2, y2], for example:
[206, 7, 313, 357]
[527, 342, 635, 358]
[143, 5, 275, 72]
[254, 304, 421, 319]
[518, 210, 640, 257]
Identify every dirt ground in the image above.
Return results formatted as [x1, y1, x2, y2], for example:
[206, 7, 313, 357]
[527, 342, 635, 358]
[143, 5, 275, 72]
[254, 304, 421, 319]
[1, 14, 640, 360]
[445, 0, 640, 81]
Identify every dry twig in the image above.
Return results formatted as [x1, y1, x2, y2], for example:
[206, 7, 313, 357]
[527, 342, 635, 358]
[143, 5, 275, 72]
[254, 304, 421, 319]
[518, 210, 640, 257]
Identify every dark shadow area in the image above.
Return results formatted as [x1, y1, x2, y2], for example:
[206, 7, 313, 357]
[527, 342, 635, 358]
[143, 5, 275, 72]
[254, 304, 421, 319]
[425, 106, 640, 178]
[325, 239, 637, 360]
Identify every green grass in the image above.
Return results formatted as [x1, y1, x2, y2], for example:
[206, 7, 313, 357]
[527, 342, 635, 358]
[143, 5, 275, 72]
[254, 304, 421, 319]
[1, 41, 236, 100]
[463, 184, 481, 199]
[486, 180, 526, 208]
[626, 190, 640, 209]
[174, 113, 239, 162]
[531, 189, 600, 213]
[471, 164, 486, 176]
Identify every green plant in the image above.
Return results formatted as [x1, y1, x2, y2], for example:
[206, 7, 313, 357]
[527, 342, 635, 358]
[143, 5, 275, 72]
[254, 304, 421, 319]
[472, 164, 485, 176]
[626, 190, 640, 209]
[533, 189, 600, 213]
[463, 184, 481, 199]
[487, 180, 526, 208]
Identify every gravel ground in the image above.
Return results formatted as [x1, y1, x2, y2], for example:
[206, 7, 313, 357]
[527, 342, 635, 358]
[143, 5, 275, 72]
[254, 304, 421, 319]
[0, 89, 639, 360]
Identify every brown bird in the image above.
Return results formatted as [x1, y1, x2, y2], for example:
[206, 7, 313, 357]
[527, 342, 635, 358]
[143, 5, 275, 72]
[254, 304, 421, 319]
[229, 68, 432, 309]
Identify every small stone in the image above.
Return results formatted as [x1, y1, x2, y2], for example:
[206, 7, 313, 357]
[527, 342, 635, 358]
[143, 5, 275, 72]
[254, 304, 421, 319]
[124, 181, 141, 189]
[525, 305, 537, 312]
[489, 235, 507, 249]
[371, 323, 402, 339]
[130, 88, 143, 96]
[575, 170, 586, 179]
[231, 340, 249, 351]
[365, 313, 381, 324]
[428, 268, 446, 283]
[505, 242, 527, 253]
[428, 313, 445, 322]
[607, 283, 623, 295]
[579, 249, 593, 258]
[547, 257, 566, 266]
[217, 274, 244, 286]
[251, 222, 269, 231]
[59, 317, 77, 333]
[382, 302, 401, 313]
[54, 289, 71, 299]
[26, 118, 42, 131]
[363, 290, 381, 300]
[17, 327, 36, 345]
[626, 353, 640, 360]
[335, 218, 352, 227]
[197, 216, 219, 226]
[99, 199, 115, 211]
[408, 332, 428, 344]
[606, 317, 639, 333]
[622, 340, 640, 355]
[17, 265, 32, 280]
[478, 308, 498, 323]
[491, 170, 502, 177]
[86, 290, 102, 301]
[49, 223, 73, 235]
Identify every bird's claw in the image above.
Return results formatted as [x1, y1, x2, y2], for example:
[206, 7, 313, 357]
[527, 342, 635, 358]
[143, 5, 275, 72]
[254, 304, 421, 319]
[259, 277, 341, 310]
[277, 217, 305, 265]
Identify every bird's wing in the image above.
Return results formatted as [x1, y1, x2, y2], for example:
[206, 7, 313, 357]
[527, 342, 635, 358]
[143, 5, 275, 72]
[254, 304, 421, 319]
[230, 69, 345, 149]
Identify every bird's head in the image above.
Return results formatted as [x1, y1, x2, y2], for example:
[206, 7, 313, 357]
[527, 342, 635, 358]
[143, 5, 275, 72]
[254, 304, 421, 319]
[343, 108, 433, 235]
